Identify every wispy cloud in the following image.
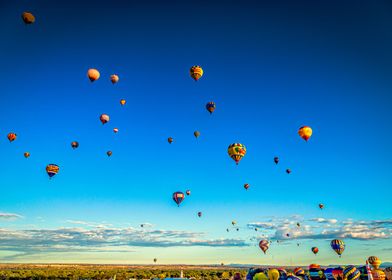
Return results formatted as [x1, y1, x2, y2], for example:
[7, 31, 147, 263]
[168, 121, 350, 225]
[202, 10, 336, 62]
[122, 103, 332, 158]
[0, 212, 23, 220]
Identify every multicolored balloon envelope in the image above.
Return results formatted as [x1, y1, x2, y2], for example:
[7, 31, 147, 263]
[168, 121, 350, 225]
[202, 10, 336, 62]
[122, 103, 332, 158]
[344, 266, 360, 280]
[190, 65, 203, 81]
[298, 126, 313, 141]
[311, 247, 319, 255]
[331, 239, 345, 257]
[172, 191, 185, 207]
[46, 164, 59, 179]
[368, 256, 381, 270]
[259, 239, 270, 254]
[206, 101, 216, 114]
[7, 133, 17, 142]
[228, 143, 246, 165]
[294, 267, 305, 276]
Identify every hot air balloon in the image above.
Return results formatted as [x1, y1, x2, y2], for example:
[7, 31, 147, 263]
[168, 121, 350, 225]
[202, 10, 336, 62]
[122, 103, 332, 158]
[168, 137, 173, 144]
[294, 268, 305, 277]
[113, 128, 119, 133]
[107, 151, 112, 157]
[153, 258, 157, 263]
[236, 228, 239, 231]
[312, 247, 319, 255]
[228, 143, 247, 165]
[24, 152, 30, 158]
[173, 191, 185, 207]
[368, 256, 382, 270]
[186, 190, 191, 196]
[244, 183, 250, 190]
[286, 233, 290, 237]
[297, 222, 301, 228]
[206, 101, 216, 114]
[190, 65, 203, 81]
[309, 264, 320, 270]
[100, 114, 110, 124]
[87, 68, 100, 82]
[120, 99, 126, 106]
[343, 266, 360, 280]
[330, 239, 345, 257]
[110, 74, 119, 84]
[259, 240, 270, 254]
[286, 169, 291, 174]
[232, 221, 237, 226]
[319, 203, 324, 210]
[194, 131, 200, 138]
[46, 164, 59, 179]
[372, 270, 386, 280]
[268, 269, 280, 280]
[71, 141, 79, 149]
[226, 228, 229, 232]
[274, 157, 279, 164]
[198, 212, 202, 218]
[7, 133, 17, 142]
[21, 12, 35, 24]
[255, 228, 258, 231]
[298, 126, 313, 141]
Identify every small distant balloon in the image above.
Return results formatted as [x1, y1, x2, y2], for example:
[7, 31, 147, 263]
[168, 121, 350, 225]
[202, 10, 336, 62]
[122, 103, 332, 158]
[206, 101, 216, 114]
[153, 258, 157, 263]
[113, 128, 119, 133]
[87, 68, 100, 82]
[186, 190, 191, 196]
[232, 221, 236, 226]
[100, 114, 110, 124]
[297, 222, 301, 227]
[71, 141, 79, 149]
[21, 12, 35, 24]
[190, 65, 203, 81]
[286, 169, 291, 174]
[194, 131, 200, 138]
[259, 240, 270, 254]
[46, 164, 59, 179]
[244, 183, 250, 190]
[24, 152, 30, 158]
[168, 137, 173, 144]
[274, 157, 279, 164]
[120, 99, 126, 106]
[298, 126, 313, 141]
[107, 151, 112, 157]
[312, 247, 319, 255]
[110, 74, 119, 84]
[319, 203, 324, 210]
[198, 211, 202, 218]
[7, 133, 17, 143]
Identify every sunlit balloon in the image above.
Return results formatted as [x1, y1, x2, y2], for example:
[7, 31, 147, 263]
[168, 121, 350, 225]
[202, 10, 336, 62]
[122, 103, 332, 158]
[168, 137, 173, 144]
[7, 133, 17, 143]
[46, 164, 59, 179]
[206, 101, 216, 114]
[100, 114, 110, 124]
[110, 74, 119, 84]
[113, 128, 119, 133]
[190, 65, 203, 81]
[343, 266, 360, 280]
[244, 183, 250, 190]
[312, 247, 319, 255]
[294, 268, 305, 276]
[120, 99, 126, 106]
[268, 269, 280, 280]
[372, 269, 386, 280]
[24, 152, 30, 158]
[194, 131, 200, 138]
[259, 239, 270, 254]
[330, 239, 345, 257]
[173, 191, 185, 207]
[71, 141, 79, 149]
[298, 126, 313, 141]
[87, 68, 100, 82]
[368, 256, 382, 270]
[228, 143, 246, 165]
[333, 267, 344, 280]
[22, 12, 35, 24]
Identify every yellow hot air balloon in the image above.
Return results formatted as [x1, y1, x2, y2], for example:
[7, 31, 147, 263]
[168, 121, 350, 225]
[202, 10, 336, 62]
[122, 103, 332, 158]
[372, 270, 386, 280]
[190, 65, 203, 81]
[120, 99, 126, 106]
[110, 74, 119, 84]
[298, 126, 313, 141]
[228, 143, 247, 165]
[22, 12, 35, 24]
[268, 269, 280, 280]
[368, 256, 382, 270]
[87, 68, 100, 82]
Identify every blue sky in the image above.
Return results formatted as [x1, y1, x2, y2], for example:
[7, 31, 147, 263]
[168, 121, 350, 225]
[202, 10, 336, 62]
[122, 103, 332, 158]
[0, 0, 391, 265]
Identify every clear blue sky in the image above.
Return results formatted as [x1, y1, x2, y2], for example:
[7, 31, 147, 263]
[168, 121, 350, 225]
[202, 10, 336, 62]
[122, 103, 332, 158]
[0, 0, 391, 265]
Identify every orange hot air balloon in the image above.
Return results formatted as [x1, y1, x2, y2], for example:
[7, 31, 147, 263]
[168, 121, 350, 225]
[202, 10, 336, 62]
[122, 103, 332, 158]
[100, 114, 110, 124]
[298, 126, 313, 141]
[120, 99, 126, 106]
[71, 141, 79, 149]
[110, 74, 119, 84]
[7, 133, 17, 142]
[368, 256, 382, 270]
[190, 65, 203, 81]
[312, 247, 319, 255]
[24, 152, 30, 158]
[107, 151, 112, 157]
[21, 12, 35, 24]
[87, 68, 100, 82]
[168, 137, 173, 144]
[113, 128, 119, 133]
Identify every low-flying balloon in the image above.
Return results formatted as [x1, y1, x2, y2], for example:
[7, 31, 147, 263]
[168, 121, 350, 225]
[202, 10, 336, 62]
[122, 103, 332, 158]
[22, 12, 35, 24]
[120, 99, 126, 106]
[372, 270, 386, 280]
[24, 152, 30, 158]
[259, 240, 270, 254]
[294, 268, 305, 277]
[46, 164, 59, 179]
[343, 266, 360, 280]
[206, 101, 216, 114]
[168, 137, 173, 144]
[228, 143, 247, 165]
[368, 256, 382, 270]
[312, 247, 319, 255]
[298, 126, 313, 141]
[330, 239, 345, 257]
[87, 68, 100, 82]
[110, 74, 119, 84]
[194, 131, 200, 138]
[172, 191, 185, 207]
[71, 141, 79, 149]
[100, 114, 110, 124]
[244, 183, 250, 190]
[7, 133, 17, 142]
[190, 65, 203, 81]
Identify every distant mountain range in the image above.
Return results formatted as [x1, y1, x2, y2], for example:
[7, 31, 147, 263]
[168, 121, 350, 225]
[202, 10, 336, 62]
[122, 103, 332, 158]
[226, 262, 392, 268]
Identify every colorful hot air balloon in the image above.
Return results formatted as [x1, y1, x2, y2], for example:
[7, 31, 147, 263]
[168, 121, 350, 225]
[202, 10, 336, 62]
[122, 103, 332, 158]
[198, 211, 202, 218]
[173, 191, 185, 207]
[71, 141, 79, 149]
[368, 256, 382, 270]
[259, 240, 270, 254]
[274, 157, 279, 164]
[190, 65, 203, 81]
[298, 126, 313, 141]
[186, 190, 191, 196]
[312, 247, 319, 255]
[7, 133, 17, 142]
[294, 268, 305, 277]
[107, 151, 112, 157]
[228, 143, 247, 165]
[120, 99, 126, 106]
[330, 239, 345, 257]
[113, 128, 119, 133]
[46, 164, 59, 179]
[232, 221, 236, 226]
[309, 264, 320, 270]
[110, 74, 119, 84]
[244, 183, 250, 190]
[372, 270, 386, 280]
[21, 12, 35, 24]
[319, 203, 324, 210]
[268, 269, 280, 280]
[286, 169, 291, 174]
[24, 152, 30, 158]
[206, 102, 216, 114]
[343, 266, 360, 280]
[194, 131, 200, 138]
[87, 68, 100, 82]
[168, 137, 173, 144]
[100, 114, 110, 124]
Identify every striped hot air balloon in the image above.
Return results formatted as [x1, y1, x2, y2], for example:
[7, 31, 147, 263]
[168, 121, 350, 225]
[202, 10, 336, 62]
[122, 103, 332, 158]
[46, 164, 59, 179]
[331, 239, 345, 257]
[172, 191, 185, 207]
[294, 268, 305, 277]
[206, 101, 216, 114]
[190, 65, 203, 81]
[368, 256, 382, 270]
[344, 266, 360, 280]
[259, 240, 270, 254]
[228, 143, 246, 165]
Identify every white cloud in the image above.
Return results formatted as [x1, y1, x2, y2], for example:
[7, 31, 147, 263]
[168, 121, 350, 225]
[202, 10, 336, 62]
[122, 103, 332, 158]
[0, 212, 23, 220]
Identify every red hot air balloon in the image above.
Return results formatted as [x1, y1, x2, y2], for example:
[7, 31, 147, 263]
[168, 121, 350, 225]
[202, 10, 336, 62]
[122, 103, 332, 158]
[100, 114, 110, 124]
[312, 247, 319, 255]
[259, 240, 270, 254]
[172, 191, 185, 207]
[244, 183, 250, 190]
